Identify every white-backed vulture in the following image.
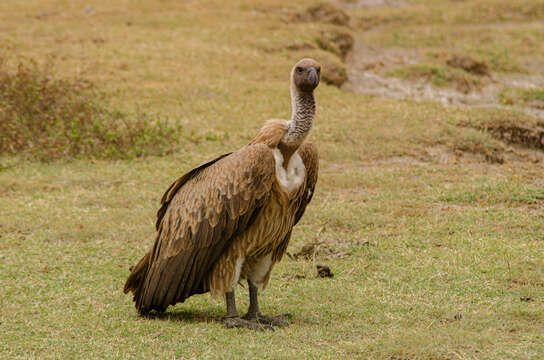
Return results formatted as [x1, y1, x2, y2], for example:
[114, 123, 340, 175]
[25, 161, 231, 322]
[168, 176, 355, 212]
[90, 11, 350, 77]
[124, 58, 320, 330]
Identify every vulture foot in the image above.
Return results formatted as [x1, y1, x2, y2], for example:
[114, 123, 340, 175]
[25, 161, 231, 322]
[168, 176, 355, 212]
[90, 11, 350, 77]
[222, 316, 274, 331]
[243, 313, 291, 327]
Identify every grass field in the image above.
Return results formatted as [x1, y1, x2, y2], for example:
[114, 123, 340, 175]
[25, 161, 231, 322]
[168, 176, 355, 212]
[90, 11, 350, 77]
[1, 0, 543, 359]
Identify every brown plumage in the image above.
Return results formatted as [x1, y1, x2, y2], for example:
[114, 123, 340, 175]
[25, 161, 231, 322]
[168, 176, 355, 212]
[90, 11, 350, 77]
[124, 59, 321, 329]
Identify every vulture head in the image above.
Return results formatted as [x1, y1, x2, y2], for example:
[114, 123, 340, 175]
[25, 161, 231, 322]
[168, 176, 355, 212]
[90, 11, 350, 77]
[291, 58, 321, 93]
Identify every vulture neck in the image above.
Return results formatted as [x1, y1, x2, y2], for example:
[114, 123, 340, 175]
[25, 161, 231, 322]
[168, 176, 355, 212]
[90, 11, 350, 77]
[279, 86, 315, 163]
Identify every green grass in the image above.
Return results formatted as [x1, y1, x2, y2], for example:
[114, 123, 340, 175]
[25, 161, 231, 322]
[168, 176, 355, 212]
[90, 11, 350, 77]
[386, 64, 482, 91]
[500, 87, 544, 105]
[1, 0, 543, 359]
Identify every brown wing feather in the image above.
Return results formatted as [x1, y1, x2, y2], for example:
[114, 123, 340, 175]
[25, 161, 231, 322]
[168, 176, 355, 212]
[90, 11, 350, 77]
[155, 152, 232, 230]
[273, 141, 319, 261]
[126, 143, 276, 315]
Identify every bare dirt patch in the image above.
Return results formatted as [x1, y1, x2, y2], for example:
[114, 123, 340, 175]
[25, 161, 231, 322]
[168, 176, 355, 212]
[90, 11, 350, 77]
[333, 1, 544, 119]
[342, 37, 544, 118]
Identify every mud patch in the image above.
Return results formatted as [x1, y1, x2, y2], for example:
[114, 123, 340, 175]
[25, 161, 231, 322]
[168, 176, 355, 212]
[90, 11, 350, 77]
[293, 2, 350, 26]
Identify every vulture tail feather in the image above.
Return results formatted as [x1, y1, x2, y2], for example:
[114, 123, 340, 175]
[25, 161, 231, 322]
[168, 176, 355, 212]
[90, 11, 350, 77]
[123, 251, 151, 296]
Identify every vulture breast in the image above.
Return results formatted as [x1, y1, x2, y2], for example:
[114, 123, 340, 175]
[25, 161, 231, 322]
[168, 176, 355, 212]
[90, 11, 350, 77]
[273, 148, 306, 194]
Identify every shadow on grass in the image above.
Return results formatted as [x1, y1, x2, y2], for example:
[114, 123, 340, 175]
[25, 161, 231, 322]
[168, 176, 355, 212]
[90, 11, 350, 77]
[143, 307, 224, 325]
[141, 306, 315, 326]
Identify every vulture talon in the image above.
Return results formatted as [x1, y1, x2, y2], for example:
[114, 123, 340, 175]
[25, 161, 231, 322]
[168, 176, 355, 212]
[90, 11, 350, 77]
[242, 312, 290, 327]
[223, 317, 274, 331]
[256, 313, 290, 327]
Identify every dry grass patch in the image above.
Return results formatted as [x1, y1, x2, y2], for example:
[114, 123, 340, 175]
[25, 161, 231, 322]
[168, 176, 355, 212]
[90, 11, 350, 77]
[459, 110, 544, 152]
[293, 2, 351, 26]
[0, 57, 181, 162]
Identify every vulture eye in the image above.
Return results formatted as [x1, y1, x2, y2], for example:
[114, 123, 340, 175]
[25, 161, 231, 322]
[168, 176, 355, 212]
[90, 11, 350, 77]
[296, 67, 303, 74]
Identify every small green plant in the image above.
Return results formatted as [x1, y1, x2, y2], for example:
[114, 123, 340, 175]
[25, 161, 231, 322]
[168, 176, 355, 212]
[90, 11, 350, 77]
[0, 59, 181, 162]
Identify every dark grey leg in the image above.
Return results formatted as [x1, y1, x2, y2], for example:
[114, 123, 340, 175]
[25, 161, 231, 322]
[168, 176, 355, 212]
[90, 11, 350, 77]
[245, 281, 260, 319]
[225, 291, 239, 318]
[222, 290, 273, 331]
[242, 280, 290, 327]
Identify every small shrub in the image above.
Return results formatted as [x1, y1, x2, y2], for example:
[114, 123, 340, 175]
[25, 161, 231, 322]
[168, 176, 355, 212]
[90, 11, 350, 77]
[0, 59, 181, 161]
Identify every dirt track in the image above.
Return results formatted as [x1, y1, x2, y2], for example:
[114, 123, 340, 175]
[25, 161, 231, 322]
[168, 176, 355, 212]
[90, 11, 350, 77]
[336, 1, 544, 119]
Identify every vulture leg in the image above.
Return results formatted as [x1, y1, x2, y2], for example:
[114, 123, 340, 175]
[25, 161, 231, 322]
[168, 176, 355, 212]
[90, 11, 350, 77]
[222, 290, 273, 331]
[242, 281, 290, 327]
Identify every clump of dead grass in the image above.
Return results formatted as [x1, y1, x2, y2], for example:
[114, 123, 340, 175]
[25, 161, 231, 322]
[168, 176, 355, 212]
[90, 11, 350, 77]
[316, 26, 354, 60]
[293, 2, 351, 26]
[446, 55, 490, 77]
[463, 113, 544, 152]
[0, 58, 181, 162]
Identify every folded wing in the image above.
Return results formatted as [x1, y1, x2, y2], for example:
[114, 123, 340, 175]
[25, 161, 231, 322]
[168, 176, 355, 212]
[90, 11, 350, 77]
[128, 143, 277, 314]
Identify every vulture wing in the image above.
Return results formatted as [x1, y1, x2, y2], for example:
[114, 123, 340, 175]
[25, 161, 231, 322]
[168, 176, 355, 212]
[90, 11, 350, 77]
[128, 143, 276, 314]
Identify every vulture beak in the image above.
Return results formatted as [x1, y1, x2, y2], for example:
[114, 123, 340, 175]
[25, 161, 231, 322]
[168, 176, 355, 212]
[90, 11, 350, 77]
[308, 67, 319, 87]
